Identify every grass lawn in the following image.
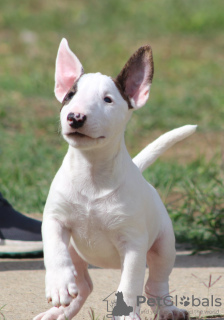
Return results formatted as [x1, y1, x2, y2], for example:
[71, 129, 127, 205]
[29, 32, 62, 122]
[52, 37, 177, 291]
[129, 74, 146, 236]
[0, 0, 223, 250]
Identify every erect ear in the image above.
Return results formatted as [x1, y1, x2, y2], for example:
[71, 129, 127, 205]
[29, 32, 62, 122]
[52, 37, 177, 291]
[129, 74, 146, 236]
[54, 38, 83, 103]
[115, 45, 154, 109]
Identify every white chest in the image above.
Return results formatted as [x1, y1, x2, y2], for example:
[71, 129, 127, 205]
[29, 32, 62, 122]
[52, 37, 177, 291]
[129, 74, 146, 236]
[62, 192, 129, 268]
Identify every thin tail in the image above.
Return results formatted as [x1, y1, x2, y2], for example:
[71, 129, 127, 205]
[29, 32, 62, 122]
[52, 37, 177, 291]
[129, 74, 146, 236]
[132, 125, 197, 173]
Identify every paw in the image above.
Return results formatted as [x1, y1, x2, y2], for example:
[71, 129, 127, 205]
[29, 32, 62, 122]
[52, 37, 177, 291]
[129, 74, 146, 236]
[112, 315, 141, 320]
[156, 306, 189, 320]
[33, 306, 69, 320]
[45, 266, 78, 307]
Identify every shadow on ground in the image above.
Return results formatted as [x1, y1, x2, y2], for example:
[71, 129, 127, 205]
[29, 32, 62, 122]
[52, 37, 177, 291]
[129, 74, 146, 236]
[0, 250, 223, 271]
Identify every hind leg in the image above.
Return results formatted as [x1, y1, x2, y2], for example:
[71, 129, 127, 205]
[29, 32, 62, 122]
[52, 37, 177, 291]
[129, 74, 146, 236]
[145, 221, 188, 320]
[34, 243, 93, 320]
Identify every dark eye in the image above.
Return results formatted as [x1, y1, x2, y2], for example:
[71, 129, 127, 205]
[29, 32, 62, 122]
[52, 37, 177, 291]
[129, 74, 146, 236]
[104, 96, 112, 103]
[65, 91, 75, 101]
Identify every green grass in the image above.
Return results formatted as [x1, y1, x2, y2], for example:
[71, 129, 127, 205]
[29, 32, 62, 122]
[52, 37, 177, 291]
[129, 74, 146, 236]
[0, 0, 223, 250]
[0, 305, 6, 320]
[144, 154, 224, 251]
[88, 308, 106, 320]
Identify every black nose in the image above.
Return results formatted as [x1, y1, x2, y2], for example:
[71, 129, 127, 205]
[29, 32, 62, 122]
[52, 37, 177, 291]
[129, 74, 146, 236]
[67, 112, 87, 129]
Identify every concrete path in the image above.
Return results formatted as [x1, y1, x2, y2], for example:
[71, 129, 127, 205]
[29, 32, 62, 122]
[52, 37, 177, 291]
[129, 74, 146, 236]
[0, 250, 224, 320]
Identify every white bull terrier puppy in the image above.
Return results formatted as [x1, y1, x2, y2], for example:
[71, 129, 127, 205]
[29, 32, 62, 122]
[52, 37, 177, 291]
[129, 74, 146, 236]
[34, 39, 196, 320]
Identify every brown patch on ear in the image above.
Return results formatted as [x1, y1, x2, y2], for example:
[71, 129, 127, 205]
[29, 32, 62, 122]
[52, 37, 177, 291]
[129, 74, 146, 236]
[115, 45, 154, 108]
[113, 78, 133, 109]
[60, 71, 84, 111]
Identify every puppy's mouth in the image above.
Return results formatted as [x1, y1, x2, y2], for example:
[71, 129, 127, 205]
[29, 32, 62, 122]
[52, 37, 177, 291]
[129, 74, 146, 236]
[65, 131, 105, 139]
[67, 131, 88, 138]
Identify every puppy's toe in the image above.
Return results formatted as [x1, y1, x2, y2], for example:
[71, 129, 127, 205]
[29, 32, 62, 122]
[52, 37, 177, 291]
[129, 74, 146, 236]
[68, 282, 78, 298]
[179, 309, 189, 320]
[159, 306, 188, 320]
[35, 307, 65, 320]
[51, 289, 61, 307]
[33, 311, 47, 320]
[173, 308, 188, 320]
[59, 288, 73, 306]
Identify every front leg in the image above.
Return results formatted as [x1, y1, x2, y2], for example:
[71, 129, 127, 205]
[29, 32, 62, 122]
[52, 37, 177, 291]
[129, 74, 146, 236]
[34, 244, 93, 320]
[114, 240, 148, 319]
[42, 216, 78, 307]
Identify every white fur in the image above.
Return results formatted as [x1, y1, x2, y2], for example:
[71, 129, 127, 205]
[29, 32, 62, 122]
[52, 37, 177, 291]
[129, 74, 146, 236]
[34, 40, 194, 320]
[133, 124, 197, 172]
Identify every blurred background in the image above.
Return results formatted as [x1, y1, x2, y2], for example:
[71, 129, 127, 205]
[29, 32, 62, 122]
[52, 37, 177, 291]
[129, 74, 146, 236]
[0, 0, 223, 251]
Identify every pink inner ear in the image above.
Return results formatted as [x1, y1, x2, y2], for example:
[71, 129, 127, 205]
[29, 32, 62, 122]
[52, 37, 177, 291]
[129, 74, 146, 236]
[125, 62, 151, 109]
[54, 39, 83, 102]
[132, 87, 150, 108]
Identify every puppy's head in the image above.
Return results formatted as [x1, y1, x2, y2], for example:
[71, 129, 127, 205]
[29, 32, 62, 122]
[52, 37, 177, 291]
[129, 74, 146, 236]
[55, 38, 154, 150]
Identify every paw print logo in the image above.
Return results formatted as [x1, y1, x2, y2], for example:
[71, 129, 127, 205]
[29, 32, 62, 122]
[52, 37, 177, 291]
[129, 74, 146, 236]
[180, 296, 190, 307]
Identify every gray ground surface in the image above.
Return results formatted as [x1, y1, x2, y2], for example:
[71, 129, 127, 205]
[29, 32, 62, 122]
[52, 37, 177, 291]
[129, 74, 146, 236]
[0, 214, 223, 319]
[0, 250, 224, 320]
